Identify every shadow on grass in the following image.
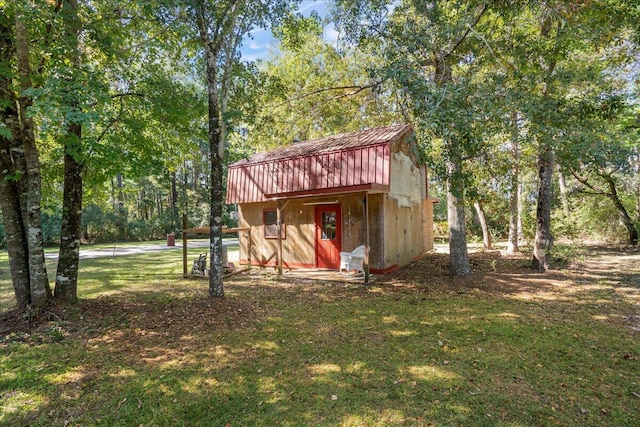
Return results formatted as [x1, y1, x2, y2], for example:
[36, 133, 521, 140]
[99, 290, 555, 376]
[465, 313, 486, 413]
[1, 245, 640, 426]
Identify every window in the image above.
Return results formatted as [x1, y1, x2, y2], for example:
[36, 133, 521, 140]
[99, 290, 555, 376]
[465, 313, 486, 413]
[320, 211, 337, 240]
[264, 209, 285, 239]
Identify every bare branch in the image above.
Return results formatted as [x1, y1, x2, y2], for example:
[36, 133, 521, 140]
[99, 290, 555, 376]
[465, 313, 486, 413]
[111, 92, 144, 100]
[269, 82, 382, 109]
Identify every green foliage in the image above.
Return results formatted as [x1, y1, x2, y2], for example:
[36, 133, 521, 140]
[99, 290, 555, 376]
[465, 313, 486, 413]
[570, 196, 633, 244]
[4, 0, 639, 266]
[41, 211, 62, 247]
[242, 13, 401, 151]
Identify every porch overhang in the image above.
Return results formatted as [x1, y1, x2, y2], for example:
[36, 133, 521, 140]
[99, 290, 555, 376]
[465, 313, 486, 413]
[263, 183, 389, 201]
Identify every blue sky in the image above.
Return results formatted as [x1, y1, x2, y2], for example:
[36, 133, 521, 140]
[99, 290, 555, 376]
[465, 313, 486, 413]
[240, 0, 335, 62]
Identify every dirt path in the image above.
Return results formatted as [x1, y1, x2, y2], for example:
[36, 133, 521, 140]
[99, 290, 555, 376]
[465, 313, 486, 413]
[382, 244, 640, 300]
[42, 238, 238, 261]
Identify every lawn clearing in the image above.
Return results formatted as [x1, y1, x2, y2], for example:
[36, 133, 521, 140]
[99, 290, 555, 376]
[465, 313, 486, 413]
[1, 245, 639, 426]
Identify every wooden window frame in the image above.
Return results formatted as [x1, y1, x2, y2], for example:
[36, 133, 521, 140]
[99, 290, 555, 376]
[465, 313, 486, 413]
[263, 209, 285, 239]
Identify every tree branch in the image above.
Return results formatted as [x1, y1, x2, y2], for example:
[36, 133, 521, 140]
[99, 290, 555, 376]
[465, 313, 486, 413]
[211, 1, 241, 57]
[111, 92, 145, 99]
[269, 82, 382, 109]
[569, 168, 607, 196]
[37, 0, 63, 76]
[443, 3, 488, 60]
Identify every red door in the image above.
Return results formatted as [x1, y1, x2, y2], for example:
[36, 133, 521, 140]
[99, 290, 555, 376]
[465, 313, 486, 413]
[315, 205, 342, 269]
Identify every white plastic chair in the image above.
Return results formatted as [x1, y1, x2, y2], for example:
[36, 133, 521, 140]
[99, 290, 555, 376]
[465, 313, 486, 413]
[339, 245, 366, 275]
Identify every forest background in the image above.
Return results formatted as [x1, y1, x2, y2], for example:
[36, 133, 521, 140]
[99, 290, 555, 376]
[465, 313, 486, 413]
[1, 0, 639, 308]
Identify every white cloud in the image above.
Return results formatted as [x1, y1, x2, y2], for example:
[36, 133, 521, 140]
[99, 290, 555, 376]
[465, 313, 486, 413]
[248, 40, 266, 50]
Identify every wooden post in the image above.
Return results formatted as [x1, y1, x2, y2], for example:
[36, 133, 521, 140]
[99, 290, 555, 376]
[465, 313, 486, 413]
[276, 200, 289, 275]
[364, 192, 370, 284]
[277, 201, 283, 275]
[182, 213, 188, 277]
[247, 228, 252, 270]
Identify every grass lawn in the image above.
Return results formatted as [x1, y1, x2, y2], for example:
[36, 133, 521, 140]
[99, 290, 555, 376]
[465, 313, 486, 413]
[1, 245, 639, 426]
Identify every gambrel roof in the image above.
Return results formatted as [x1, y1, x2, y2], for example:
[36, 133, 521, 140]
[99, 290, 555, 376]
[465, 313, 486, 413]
[226, 124, 413, 204]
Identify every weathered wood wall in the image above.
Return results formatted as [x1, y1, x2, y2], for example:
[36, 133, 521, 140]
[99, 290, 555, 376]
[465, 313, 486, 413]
[376, 135, 432, 272]
[238, 199, 315, 269]
[423, 198, 435, 252]
[233, 133, 434, 274]
[237, 194, 387, 270]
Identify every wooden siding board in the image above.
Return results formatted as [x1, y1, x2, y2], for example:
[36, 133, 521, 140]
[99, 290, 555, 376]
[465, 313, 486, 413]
[372, 147, 377, 184]
[308, 156, 313, 189]
[249, 166, 255, 203]
[239, 166, 246, 203]
[243, 168, 249, 202]
[379, 145, 384, 186]
[296, 157, 303, 192]
[289, 158, 295, 192]
[324, 153, 330, 189]
[369, 194, 385, 270]
[362, 147, 369, 185]
[385, 144, 391, 186]
[245, 166, 252, 203]
[226, 168, 234, 203]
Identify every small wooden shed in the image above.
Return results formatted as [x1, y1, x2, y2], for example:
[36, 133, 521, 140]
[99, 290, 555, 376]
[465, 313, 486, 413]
[225, 123, 436, 274]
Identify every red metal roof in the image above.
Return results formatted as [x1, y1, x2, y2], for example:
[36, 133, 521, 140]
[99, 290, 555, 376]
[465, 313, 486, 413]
[226, 124, 413, 204]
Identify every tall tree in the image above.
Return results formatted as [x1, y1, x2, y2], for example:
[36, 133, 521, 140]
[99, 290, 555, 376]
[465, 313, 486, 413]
[335, 0, 510, 275]
[54, 0, 83, 302]
[511, 1, 638, 269]
[190, 0, 295, 297]
[0, 7, 52, 308]
[2, 0, 203, 309]
[559, 92, 639, 246]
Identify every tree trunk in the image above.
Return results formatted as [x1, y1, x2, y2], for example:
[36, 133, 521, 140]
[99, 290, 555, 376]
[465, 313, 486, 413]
[633, 147, 640, 222]
[506, 110, 520, 254]
[603, 174, 638, 246]
[55, 0, 83, 303]
[532, 143, 554, 271]
[436, 56, 472, 276]
[197, 5, 224, 298]
[532, 15, 558, 272]
[55, 130, 83, 302]
[558, 166, 570, 217]
[207, 66, 224, 298]
[16, 15, 51, 306]
[447, 140, 472, 276]
[517, 179, 525, 245]
[0, 15, 31, 309]
[0, 158, 31, 309]
[474, 201, 492, 250]
[171, 170, 178, 230]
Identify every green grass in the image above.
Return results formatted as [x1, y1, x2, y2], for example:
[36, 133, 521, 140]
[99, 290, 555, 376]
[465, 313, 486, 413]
[1, 247, 639, 426]
[0, 243, 233, 310]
